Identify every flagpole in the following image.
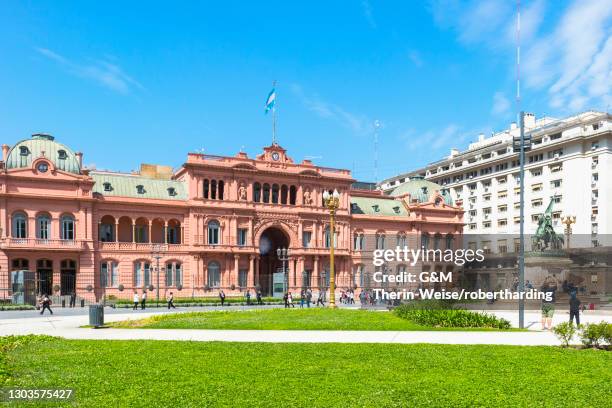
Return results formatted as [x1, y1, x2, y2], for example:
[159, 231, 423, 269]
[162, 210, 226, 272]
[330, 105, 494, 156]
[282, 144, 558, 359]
[272, 80, 277, 145]
[272, 107, 277, 145]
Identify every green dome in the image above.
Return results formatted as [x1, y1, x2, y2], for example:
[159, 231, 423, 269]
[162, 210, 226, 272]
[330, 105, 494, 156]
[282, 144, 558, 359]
[389, 176, 453, 205]
[6, 134, 81, 174]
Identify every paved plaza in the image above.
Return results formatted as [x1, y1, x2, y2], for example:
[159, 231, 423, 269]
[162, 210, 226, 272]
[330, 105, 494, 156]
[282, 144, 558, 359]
[1, 306, 610, 346]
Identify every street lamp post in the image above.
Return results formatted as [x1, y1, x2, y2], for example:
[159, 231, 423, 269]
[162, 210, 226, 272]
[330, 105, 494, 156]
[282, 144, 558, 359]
[323, 189, 340, 308]
[321, 270, 327, 301]
[561, 215, 576, 249]
[302, 270, 308, 292]
[151, 244, 165, 308]
[276, 247, 290, 294]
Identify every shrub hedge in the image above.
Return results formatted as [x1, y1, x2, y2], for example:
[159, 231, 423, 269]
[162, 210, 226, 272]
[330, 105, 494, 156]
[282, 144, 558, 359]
[393, 301, 511, 329]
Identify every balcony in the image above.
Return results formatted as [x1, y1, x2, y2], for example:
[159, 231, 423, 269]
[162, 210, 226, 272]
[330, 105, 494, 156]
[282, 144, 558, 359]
[1, 238, 86, 251]
[97, 242, 186, 252]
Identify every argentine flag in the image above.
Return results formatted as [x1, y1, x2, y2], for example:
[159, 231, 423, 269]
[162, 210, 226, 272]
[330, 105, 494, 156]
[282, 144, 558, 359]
[265, 88, 276, 114]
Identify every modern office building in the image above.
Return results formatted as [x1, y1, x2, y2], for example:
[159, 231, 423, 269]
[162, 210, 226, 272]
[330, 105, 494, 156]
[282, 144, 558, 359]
[1, 133, 463, 304]
[381, 111, 611, 250]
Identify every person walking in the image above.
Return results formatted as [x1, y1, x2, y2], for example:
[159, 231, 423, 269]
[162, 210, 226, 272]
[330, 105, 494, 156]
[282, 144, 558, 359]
[69, 291, 76, 308]
[300, 290, 305, 308]
[283, 292, 289, 308]
[133, 292, 139, 310]
[141, 290, 147, 310]
[246, 290, 251, 305]
[306, 289, 312, 308]
[167, 292, 176, 309]
[40, 294, 53, 315]
[288, 292, 295, 308]
[569, 292, 581, 326]
[316, 292, 325, 307]
[540, 277, 557, 330]
[219, 290, 226, 306]
[256, 290, 262, 305]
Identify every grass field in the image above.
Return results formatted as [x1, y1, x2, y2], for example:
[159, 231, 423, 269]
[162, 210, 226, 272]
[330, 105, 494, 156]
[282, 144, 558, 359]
[3, 337, 611, 407]
[108, 308, 513, 331]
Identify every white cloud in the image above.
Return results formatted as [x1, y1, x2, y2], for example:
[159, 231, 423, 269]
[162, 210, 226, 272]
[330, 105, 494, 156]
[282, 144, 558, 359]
[399, 123, 473, 153]
[408, 50, 423, 67]
[361, 0, 377, 29]
[428, 0, 612, 113]
[35, 47, 143, 94]
[290, 84, 371, 135]
[492, 91, 511, 116]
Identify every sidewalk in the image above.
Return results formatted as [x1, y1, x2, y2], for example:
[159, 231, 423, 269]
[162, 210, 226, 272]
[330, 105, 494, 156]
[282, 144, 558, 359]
[1, 309, 610, 345]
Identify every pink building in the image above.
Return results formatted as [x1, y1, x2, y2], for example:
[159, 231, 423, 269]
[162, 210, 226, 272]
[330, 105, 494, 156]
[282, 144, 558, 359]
[0, 134, 463, 303]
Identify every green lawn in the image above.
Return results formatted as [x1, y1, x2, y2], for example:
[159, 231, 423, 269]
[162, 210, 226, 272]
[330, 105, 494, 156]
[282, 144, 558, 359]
[3, 337, 611, 407]
[108, 308, 513, 331]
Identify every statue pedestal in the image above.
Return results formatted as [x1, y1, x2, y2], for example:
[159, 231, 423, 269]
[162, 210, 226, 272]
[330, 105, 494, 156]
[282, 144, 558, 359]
[524, 251, 573, 286]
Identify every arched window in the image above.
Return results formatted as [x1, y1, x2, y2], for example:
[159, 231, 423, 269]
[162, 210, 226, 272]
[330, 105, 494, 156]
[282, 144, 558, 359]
[208, 220, 220, 245]
[376, 233, 386, 250]
[356, 264, 365, 287]
[133, 261, 150, 288]
[166, 261, 182, 287]
[99, 218, 115, 242]
[434, 234, 442, 250]
[271, 184, 279, 204]
[167, 222, 180, 244]
[101, 260, 118, 287]
[397, 233, 407, 248]
[262, 183, 270, 203]
[324, 227, 337, 248]
[218, 180, 224, 200]
[253, 182, 261, 202]
[207, 261, 221, 288]
[353, 232, 365, 251]
[12, 212, 27, 239]
[60, 215, 75, 240]
[211, 180, 217, 200]
[203, 179, 210, 199]
[421, 233, 430, 249]
[446, 234, 454, 250]
[134, 262, 142, 287]
[36, 214, 51, 240]
[280, 185, 288, 204]
[289, 186, 297, 205]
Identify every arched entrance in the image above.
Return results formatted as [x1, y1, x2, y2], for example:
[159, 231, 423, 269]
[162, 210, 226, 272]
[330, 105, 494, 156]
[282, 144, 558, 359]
[258, 227, 289, 296]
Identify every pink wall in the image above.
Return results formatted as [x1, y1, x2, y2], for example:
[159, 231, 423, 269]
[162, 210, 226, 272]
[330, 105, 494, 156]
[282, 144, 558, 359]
[0, 144, 463, 301]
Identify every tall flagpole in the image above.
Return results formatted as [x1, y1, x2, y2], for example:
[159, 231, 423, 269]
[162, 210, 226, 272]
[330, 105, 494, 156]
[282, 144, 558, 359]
[272, 80, 277, 145]
[516, 0, 526, 330]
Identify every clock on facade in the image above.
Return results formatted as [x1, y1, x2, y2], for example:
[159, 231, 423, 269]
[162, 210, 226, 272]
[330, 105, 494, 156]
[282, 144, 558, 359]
[271, 152, 280, 161]
[37, 162, 49, 173]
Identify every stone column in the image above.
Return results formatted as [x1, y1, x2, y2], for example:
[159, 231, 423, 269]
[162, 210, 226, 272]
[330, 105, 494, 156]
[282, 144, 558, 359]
[248, 255, 255, 288]
[164, 221, 168, 244]
[313, 256, 319, 289]
[233, 254, 239, 288]
[298, 222, 303, 246]
[132, 221, 136, 243]
[148, 221, 152, 243]
[297, 257, 304, 288]
[255, 256, 260, 286]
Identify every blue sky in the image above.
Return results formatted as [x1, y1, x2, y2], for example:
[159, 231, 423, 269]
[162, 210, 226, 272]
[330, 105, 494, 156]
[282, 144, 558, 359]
[1, 1, 610, 181]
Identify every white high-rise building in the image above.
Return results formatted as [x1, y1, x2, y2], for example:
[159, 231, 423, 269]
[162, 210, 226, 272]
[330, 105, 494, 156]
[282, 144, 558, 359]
[381, 111, 611, 248]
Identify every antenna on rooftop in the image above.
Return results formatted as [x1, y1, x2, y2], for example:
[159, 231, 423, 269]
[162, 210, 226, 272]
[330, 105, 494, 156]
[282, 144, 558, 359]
[373, 120, 381, 181]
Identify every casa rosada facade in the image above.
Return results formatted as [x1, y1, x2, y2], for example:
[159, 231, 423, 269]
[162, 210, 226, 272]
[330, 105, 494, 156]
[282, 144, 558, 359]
[0, 134, 463, 302]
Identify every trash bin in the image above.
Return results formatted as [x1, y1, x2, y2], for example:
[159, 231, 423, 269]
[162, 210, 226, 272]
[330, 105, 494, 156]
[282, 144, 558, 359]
[89, 304, 104, 328]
